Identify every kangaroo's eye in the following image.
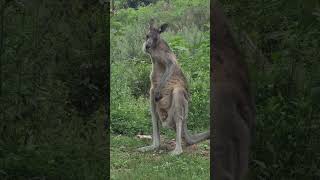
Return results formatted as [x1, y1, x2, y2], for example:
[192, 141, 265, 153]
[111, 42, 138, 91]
[146, 35, 149, 39]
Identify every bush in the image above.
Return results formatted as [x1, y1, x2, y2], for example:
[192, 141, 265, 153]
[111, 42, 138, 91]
[111, 61, 151, 135]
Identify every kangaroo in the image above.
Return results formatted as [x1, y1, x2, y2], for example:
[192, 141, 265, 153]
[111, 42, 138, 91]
[212, 1, 256, 179]
[138, 19, 210, 155]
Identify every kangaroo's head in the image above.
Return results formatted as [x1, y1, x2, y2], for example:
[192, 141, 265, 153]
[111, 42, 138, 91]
[143, 19, 169, 54]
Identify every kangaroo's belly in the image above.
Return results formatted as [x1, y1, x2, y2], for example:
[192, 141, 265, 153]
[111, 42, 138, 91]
[151, 69, 187, 128]
[156, 87, 172, 123]
[155, 83, 185, 129]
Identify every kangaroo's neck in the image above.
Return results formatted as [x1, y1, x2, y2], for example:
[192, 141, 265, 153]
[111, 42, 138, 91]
[153, 39, 171, 52]
[150, 41, 175, 64]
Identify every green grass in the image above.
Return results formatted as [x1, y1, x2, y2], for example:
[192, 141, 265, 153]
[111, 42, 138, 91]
[111, 134, 210, 180]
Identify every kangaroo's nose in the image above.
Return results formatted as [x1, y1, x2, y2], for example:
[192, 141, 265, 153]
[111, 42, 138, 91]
[146, 44, 151, 49]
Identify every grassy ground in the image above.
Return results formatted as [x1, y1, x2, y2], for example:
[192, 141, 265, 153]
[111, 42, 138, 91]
[111, 134, 210, 180]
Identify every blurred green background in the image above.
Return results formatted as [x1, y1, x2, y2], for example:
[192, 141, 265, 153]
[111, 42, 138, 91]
[0, 1, 108, 179]
[220, 0, 320, 179]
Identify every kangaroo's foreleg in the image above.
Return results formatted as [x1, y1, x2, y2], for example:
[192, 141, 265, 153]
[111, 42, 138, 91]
[155, 59, 175, 101]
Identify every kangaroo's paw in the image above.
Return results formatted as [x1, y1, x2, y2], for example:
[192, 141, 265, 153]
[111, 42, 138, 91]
[169, 148, 183, 156]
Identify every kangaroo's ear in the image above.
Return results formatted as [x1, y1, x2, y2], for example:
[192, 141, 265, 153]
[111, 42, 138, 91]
[159, 23, 169, 33]
[149, 18, 155, 29]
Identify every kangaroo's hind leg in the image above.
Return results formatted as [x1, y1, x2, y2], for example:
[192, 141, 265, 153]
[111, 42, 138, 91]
[138, 88, 161, 152]
[233, 109, 250, 180]
[169, 88, 188, 155]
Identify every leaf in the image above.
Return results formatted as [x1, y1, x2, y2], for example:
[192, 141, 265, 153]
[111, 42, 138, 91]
[252, 159, 267, 169]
